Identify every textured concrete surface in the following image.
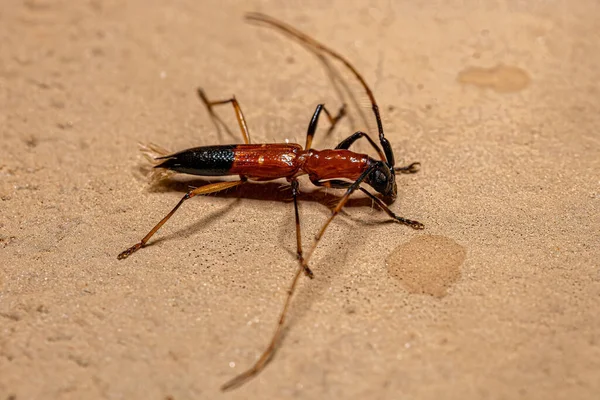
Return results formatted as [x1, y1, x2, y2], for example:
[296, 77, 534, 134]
[1, 1, 599, 399]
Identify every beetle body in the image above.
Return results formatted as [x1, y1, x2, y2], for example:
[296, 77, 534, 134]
[155, 143, 382, 192]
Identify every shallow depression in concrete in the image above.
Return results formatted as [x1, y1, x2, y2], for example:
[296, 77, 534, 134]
[386, 235, 466, 298]
[457, 64, 530, 93]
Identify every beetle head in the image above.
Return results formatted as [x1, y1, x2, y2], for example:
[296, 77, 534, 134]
[366, 160, 397, 202]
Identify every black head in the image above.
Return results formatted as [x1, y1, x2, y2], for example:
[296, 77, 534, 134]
[365, 160, 397, 202]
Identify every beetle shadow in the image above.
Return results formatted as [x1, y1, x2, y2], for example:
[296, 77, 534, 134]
[142, 172, 375, 210]
[133, 170, 378, 249]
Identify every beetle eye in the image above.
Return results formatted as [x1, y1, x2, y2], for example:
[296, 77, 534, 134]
[375, 170, 386, 184]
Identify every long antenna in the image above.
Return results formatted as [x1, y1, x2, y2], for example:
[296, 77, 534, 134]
[245, 12, 396, 167]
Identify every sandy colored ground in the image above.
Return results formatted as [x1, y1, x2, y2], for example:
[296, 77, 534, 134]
[1, 1, 599, 399]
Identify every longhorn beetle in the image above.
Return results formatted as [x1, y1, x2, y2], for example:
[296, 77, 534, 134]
[118, 12, 424, 390]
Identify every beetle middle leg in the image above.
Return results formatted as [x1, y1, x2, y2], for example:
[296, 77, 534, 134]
[117, 179, 245, 260]
[290, 179, 314, 278]
[197, 88, 252, 144]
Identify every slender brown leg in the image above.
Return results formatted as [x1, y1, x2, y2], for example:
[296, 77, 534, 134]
[304, 103, 346, 150]
[117, 180, 244, 259]
[197, 88, 251, 144]
[221, 178, 309, 390]
[223, 172, 373, 390]
[310, 179, 424, 229]
[221, 264, 304, 391]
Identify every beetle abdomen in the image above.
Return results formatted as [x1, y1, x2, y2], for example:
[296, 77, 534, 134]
[155, 145, 237, 176]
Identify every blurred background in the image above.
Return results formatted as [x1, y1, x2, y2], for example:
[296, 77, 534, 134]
[1, 1, 598, 399]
